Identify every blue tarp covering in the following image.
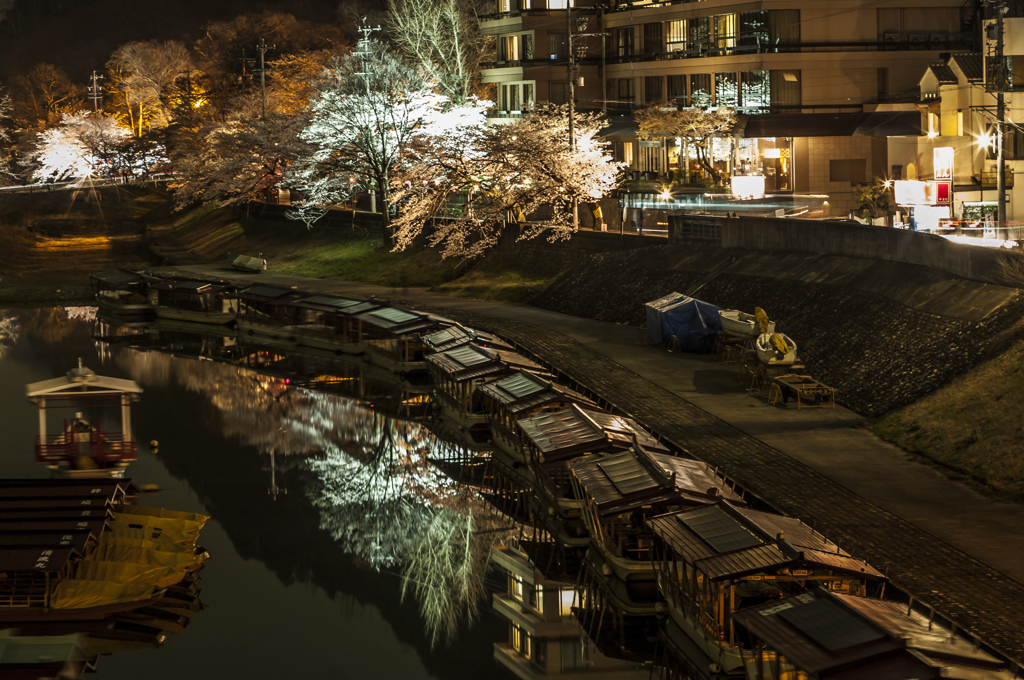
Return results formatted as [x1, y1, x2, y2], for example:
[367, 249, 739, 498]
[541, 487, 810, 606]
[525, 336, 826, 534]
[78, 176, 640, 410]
[645, 293, 723, 353]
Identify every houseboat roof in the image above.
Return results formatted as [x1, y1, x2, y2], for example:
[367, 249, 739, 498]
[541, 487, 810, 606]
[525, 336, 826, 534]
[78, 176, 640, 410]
[731, 588, 1008, 679]
[570, 445, 743, 514]
[423, 324, 476, 353]
[291, 295, 379, 314]
[646, 502, 882, 580]
[478, 370, 596, 414]
[355, 306, 438, 335]
[150, 279, 236, 295]
[26, 363, 142, 400]
[518, 403, 666, 461]
[89, 269, 160, 288]
[426, 344, 506, 381]
[237, 284, 304, 302]
[423, 324, 515, 353]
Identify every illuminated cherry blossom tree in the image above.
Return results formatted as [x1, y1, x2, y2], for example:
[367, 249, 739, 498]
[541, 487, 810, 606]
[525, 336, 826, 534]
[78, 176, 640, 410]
[0, 84, 13, 182]
[391, 104, 624, 258]
[287, 35, 487, 233]
[24, 111, 131, 182]
[635, 104, 736, 185]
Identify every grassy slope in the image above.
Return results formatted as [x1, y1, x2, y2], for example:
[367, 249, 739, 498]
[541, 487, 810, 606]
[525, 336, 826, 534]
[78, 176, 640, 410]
[871, 338, 1024, 501]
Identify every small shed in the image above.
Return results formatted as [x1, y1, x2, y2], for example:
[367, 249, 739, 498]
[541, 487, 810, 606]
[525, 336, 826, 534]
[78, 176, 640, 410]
[645, 293, 723, 353]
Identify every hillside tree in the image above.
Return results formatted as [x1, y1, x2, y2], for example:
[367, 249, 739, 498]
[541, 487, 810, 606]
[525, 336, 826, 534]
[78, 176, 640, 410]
[107, 40, 193, 136]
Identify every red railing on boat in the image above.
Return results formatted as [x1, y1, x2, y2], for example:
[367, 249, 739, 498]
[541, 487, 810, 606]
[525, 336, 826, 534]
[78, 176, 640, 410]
[35, 431, 138, 464]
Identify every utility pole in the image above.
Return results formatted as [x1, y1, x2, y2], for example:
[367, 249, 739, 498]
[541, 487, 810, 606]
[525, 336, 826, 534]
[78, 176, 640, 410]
[984, 0, 1009, 231]
[254, 38, 275, 121]
[566, 13, 607, 231]
[995, 2, 1008, 231]
[87, 70, 104, 111]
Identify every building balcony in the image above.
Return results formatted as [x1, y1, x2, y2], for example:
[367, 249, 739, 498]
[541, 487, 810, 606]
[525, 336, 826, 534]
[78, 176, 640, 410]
[602, 37, 973, 65]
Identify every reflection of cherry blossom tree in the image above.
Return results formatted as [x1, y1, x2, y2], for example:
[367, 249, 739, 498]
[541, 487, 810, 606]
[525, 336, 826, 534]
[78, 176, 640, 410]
[0, 315, 20, 359]
[63, 307, 98, 322]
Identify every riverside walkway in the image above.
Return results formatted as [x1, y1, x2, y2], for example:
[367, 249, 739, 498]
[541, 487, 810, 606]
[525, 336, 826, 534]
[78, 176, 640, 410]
[173, 265, 1024, 665]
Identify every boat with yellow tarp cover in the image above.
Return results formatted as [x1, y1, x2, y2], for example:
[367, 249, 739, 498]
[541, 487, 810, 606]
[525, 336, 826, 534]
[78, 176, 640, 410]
[0, 479, 210, 626]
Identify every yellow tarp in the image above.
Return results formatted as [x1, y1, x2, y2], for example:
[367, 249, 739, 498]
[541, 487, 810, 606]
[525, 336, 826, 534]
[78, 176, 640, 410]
[50, 579, 156, 609]
[755, 307, 770, 335]
[75, 559, 186, 590]
[771, 332, 790, 354]
[110, 514, 203, 544]
[97, 535, 198, 554]
[89, 545, 206, 573]
[104, 524, 197, 547]
[116, 505, 209, 526]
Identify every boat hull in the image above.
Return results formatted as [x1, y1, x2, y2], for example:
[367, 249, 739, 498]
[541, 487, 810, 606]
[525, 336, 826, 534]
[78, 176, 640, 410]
[755, 333, 798, 365]
[237, 319, 365, 355]
[153, 307, 236, 326]
[719, 310, 774, 339]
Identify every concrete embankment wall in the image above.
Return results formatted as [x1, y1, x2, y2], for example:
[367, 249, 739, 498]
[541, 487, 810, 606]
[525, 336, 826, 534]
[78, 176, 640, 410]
[671, 215, 1023, 288]
[523, 237, 1024, 417]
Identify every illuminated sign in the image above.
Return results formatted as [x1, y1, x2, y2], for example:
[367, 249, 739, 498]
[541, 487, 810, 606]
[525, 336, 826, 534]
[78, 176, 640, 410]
[934, 180, 952, 206]
[894, 180, 929, 205]
[934, 147, 954, 181]
[731, 175, 766, 200]
[762, 148, 781, 159]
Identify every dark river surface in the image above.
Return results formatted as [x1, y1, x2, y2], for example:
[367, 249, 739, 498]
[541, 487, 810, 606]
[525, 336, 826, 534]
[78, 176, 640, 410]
[0, 307, 505, 679]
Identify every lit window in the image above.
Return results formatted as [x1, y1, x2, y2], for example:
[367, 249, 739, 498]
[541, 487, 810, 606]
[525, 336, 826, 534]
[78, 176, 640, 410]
[512, 575, 524, 600]
[559, 588, 576, 617]
[957, 110, 964, 137]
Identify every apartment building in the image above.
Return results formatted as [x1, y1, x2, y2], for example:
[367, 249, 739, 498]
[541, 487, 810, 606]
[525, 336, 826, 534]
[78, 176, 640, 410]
[480, 0, 979, 217]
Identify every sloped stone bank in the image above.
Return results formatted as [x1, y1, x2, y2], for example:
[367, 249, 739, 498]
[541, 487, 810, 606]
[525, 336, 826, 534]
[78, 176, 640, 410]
[530, 245, 1024, 417]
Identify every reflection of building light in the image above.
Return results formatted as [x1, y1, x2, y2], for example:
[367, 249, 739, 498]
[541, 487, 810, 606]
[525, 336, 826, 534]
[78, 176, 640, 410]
[762, 148, 781, 159]
[660, 190, 671, 200]
[731, 175, 765, 200]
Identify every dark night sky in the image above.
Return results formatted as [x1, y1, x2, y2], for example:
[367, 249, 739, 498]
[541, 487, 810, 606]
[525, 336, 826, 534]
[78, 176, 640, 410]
[0, 0, 351, 82]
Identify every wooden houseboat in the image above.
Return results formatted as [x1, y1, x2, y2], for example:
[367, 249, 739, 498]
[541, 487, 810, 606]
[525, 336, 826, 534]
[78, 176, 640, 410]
[730, 586, 1012, 680]
[236, 286, 379, 354]
[646, 501, 884, 678]
[89, 270, 159, 320]
[569, 443, 745, 614]
[504, 404, 667, 547]
[478, 370, 596, 464]
[426, 347, 552, 446]
[26, 362, 143, 479]
[147, 278, 239, 326]
[0, 480, 209, 625]
[423, 323, 515, 354]
[353, 306, 444, 375]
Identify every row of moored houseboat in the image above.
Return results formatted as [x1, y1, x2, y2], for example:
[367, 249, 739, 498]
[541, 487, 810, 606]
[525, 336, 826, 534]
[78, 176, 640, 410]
[91, 269, 1015, 680]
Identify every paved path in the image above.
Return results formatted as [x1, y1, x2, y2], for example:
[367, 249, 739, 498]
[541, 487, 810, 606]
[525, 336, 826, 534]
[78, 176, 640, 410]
[171, 265, 1024, 664]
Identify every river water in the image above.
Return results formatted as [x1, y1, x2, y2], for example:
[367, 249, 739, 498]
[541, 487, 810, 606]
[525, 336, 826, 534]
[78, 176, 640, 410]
[0, 307, 504, 679]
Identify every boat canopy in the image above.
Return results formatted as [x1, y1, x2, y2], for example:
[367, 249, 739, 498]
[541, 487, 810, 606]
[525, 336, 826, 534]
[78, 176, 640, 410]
[645, 501, 882, 581]
[423, 325, 475, 353]
[571, 444, 743, 513]
[644, 292, 723, 353]
[731, 587, 1008, 679]
[519, 404, 667, 462]
[478, 370, 595, 414]
[150, 279, 236, 295]
[26, 363, 142, 401]
[427, 345, 506, 381]
[88, 270, 159, 289]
